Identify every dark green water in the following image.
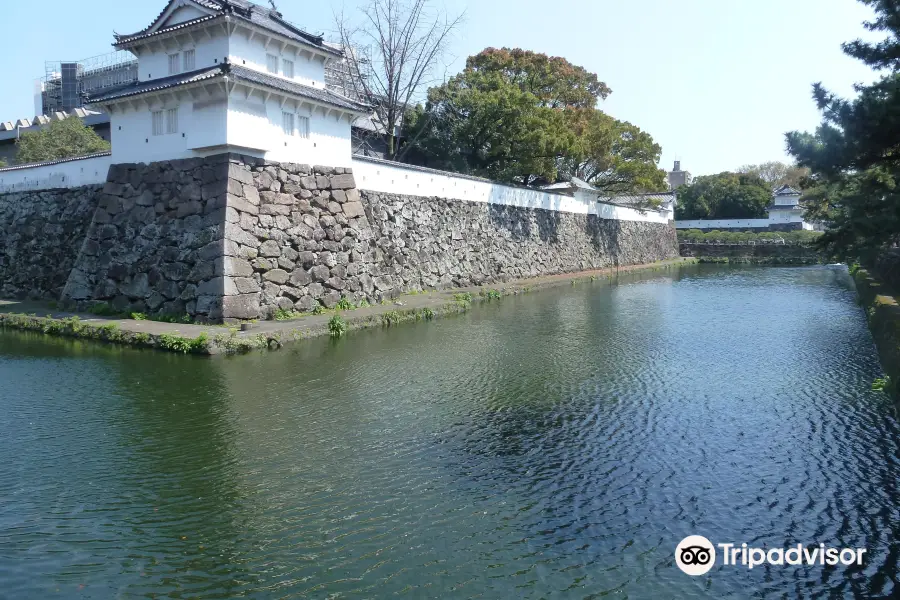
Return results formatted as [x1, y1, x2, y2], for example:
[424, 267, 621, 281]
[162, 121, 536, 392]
[1, 265, 898, 598]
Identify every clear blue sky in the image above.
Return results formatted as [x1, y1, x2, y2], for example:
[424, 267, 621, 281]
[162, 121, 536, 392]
[0, 0, 880, 176]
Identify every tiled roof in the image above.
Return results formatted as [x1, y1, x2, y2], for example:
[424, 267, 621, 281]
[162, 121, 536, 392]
[85, 64, 371, 114]
[114, 15, 222, 45]
[774, 184, 801, 196]
[602, 192, 677, 206]
[85, 66, 224, 103]
[228, 64, 370, 113]
[0, 152, 111, 174]
[114, 0, 340, 56]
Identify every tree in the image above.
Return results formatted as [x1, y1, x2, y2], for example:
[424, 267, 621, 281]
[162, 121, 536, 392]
[561, 110, 666, 194]
[406, 47, 665, 190]
[675, 172, 773, 220]
[16, 117, 110, 164]
[335, 0, 464, 160]
[786, 0, 900, 260]
[738, 161, 810, 190]
[404, 59, 577, 183]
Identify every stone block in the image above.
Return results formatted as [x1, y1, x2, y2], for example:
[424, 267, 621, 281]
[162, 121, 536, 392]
[259, 240, 281, 257]
[309, 264, 330, 282]
[263, 269, 289, 284]
[228, 163, 254, 185]
[234, 277, 260, 294]
[260, 204, 290, 216]
[295, 296, 317, 312]
[330, 174, 356, 189]
[322, 291, 342, 308]
[324, 277, 345, 291]
[228, 194, 259, 215]
[222, 294, 261, 320]
[290, 268, 312, 286]
[176, 200, 202, 218]
[343, 201, 366, 219]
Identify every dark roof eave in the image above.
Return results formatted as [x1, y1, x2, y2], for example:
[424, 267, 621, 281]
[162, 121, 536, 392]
[113, 14, 342, 59]
[86, 66, 371, 116]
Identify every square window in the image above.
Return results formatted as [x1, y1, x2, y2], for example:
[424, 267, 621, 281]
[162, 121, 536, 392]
[267, 54, 279, 74]
[166, 108, 178, 134]
[282, 111, 295, 136]
[168, 53, 180, 75]
[152, 111, 164, 136]
[297, 115, 310, 139]
[183, 49, 196, 71]
[282, 59, 294, 78]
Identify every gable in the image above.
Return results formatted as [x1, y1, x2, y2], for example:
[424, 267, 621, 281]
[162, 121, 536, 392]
[161, 4, 211, 28]
[137, 0, 218, 37]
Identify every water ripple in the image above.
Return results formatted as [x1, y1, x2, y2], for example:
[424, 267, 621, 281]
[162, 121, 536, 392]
[0, 265, 897, 598]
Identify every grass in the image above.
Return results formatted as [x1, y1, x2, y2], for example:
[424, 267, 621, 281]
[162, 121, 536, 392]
[873, 377, 892, 392]
[328, 314, 347, 337]
[157, 332, 209, 354]
[336, 296, 354, 311]
[481, 289, 501, 301]
[274, 307, 301, 321]
[381, 310, 402, 326]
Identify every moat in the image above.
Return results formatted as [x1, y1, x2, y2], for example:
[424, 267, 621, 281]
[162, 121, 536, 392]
[1, 264, 897, 598]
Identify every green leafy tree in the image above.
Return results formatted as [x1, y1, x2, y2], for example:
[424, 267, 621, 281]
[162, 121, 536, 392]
[405, 47, 664, 191]
[675, 172, 773, 220]
[561, 109, 666, 193]
[738, 161, 810, 190]
[15, 117, 110, 164]
[786, 0, 900, 260]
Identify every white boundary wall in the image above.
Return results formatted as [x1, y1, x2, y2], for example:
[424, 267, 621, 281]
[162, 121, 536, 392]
[0, 154, 112, 193]
[351, 157, 670, 225]
[676, 217, 815, 231]
[676, 218, 771, 229]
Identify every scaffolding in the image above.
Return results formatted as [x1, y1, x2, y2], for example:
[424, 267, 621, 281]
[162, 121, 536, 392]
[324, 43, 374, 103]
[40, 50, 138, 114]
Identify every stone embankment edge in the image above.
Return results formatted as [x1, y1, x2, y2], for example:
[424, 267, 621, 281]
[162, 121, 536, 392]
[852, 267, 900, 395]
[0, 258, 696, 356]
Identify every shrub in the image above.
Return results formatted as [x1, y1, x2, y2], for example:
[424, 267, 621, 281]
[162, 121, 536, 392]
[274, 307, 299, 321]
[328, 315, 347, 337]
[336, 296, 354, 311]
[381, 311, 401, 326]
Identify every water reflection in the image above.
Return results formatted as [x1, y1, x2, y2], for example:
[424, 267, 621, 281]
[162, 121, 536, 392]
[1, 265, 899, 598]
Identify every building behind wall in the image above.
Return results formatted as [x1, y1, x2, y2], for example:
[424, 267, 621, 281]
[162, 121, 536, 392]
[667, 160, 693, 190]
[84, 0, 370, 166]
[37, 52, 138, 115]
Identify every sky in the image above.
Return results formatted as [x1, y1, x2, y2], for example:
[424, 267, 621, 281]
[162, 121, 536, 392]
[0, 0, 881, 176]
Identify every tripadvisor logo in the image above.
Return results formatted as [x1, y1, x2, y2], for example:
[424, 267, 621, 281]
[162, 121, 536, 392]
[675, 535, 867, 576]
[676, 535, 716, 576]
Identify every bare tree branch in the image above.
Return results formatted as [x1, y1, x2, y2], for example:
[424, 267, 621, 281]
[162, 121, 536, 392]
[335, 0, 464, 160]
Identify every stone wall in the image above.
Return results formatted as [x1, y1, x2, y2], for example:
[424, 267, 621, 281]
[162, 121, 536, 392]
[61, 156, 230, 320]
[0, 153, 679, 322]
[0, 186, 99, 300]
[221, 155, 678, 319]
[220, 156, 370, 319]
